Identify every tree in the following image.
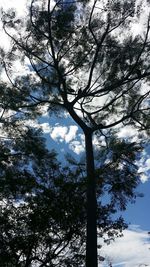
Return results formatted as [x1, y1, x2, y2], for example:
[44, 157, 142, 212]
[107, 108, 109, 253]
[1, 0, 150, 266]
[0, 125, 142, 267]
[0, 127, 87, 267]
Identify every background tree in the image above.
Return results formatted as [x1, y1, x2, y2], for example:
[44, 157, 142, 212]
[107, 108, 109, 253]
[1, 0, 150, 266]
[0, 123, 142, 266]
[0, 127, 87, 267]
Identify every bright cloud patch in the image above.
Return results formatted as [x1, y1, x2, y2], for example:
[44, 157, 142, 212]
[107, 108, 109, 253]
[50, 126, 68, 142]
[101, 226, 150, 267]
[47, 124, 84, 154]
[117, 125, 138, 139]
[117, 126, 150, 183]
[40, 122, 52, 134]
[69, 139, 85, 154]
[50, 125, 78, 143]
[146, 158, 150, 168]
[137, 146, 150, 183]
[0, 0, 27, 15]
[65, 126, 78, 143]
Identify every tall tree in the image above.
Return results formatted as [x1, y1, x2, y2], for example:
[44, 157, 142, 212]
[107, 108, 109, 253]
[1, 0, 150, 266]
[0, 125, 142, 266]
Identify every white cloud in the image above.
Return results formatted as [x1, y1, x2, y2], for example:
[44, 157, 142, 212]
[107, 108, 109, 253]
[117, 125, 138, 139]
[49, 125, 79, 143]
[139, 159, 150, 174]
[40, 122, 52, 134]
[145, 159, 150, 168]
[69, 139, 84, 154]
[140, 173, 149, 183]
[44, 124, 85, 154]
[137, 151, 150, 183]
[65, 126, 78, 143]
[0, 0, 27, 15]
[116, 126, 150, 183]
[50, 126, 68, 142]
[100, 226, 150, 267]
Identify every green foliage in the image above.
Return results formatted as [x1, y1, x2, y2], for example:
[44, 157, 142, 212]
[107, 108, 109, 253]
[1, 0, 150, 133]
[0, 126, 142, 266]
[1, 1, 150, 266]
[96, 139, 142, 210]
[0, 128, 86, 267]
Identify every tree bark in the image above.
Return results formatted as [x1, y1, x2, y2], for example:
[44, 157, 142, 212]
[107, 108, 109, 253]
[85, 131, 97, 267]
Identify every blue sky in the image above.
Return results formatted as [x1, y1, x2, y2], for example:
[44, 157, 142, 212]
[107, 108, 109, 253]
[123, 180, 150, 231]
[39, 114, 150, 266]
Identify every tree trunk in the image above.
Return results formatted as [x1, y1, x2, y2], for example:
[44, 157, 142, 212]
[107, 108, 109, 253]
[85, 131, 97, 267]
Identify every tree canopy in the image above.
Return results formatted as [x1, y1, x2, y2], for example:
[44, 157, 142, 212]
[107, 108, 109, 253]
[0, 127, 86, 267]
[0, 126, 143, 266]
[0, 0, 150, 266]
[1, 0, 150, 133]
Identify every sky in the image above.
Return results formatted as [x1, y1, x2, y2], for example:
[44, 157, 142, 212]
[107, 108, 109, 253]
[39, 115, 150, 267]
[0, 0, 150, 266]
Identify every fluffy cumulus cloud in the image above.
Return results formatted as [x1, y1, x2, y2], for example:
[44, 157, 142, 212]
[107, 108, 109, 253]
[0, 0, 27, 14]
[40, 123, 85, 154]
[40, 122, 52, 134]
[100, 226, 150, 267]
[146, 159, 150, 169]
[40, 122, 150, 176]
[117, 125, 138, 139]
[137, 146, 150, 183]
[50, 125, 78, 143]
[50, 126, 68, 142]
[69, 134, 85, 154]
[65, 126, 79, 143]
